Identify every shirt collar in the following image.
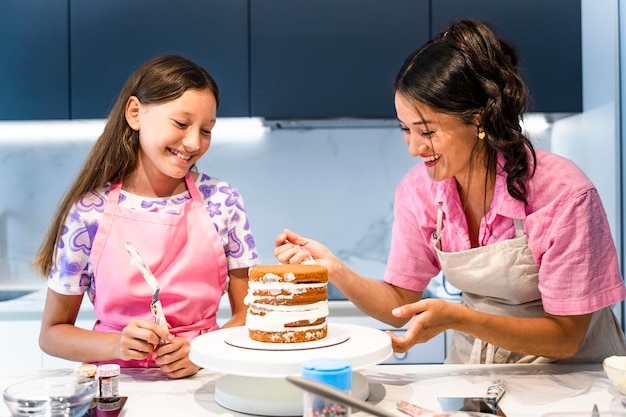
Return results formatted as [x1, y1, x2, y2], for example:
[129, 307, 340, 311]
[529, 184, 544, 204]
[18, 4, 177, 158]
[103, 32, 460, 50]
[433, 153, 527, 220]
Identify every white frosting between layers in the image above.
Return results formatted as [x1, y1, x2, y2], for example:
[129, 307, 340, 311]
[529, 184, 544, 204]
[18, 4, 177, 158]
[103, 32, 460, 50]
[244, 281, 326, 303]
[260, 324, 327, 343]
[246, 300, 329, 331]
[256, 272, 296, 283]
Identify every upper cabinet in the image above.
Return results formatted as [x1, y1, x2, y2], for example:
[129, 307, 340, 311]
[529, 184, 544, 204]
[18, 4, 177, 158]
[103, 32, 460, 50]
[431, 0, 582, 113]
[0, 0, 582, 120]
[0, 0, 69, 120]
[69, 0, 249, 119]
[249, 0, 430, 120]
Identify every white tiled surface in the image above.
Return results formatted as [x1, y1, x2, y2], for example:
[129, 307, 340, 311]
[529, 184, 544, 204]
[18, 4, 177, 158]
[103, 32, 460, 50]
[0, 120, 415, 292]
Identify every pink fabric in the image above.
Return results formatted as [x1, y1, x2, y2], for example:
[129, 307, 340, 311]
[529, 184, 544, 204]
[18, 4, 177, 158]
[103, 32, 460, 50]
[384, 149, 626, 315]
[89, 173, 228, 367]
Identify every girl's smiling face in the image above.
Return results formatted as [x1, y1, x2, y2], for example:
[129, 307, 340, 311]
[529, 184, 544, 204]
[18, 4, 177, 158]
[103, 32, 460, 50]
[395, 92, 484, 184]
[127, 88, 217, 189]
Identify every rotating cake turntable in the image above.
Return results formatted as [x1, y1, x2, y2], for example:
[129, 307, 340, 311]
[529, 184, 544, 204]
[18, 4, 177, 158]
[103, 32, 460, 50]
[189, 323, 392, 416]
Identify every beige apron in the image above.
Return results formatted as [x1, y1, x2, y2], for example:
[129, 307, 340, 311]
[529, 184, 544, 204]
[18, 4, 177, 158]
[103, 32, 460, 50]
[432, 204, 626, 364]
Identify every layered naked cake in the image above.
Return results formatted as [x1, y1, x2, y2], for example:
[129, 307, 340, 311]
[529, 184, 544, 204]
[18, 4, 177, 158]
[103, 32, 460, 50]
[244, 263, 329, 343]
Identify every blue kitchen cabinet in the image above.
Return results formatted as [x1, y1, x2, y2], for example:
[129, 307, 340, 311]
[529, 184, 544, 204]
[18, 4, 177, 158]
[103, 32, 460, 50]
[0, 0, 69, 120]
[69, 0, 249, 119]
[0, 1, 584, 121]
[249, 0, 430, 121]
[431, 0, 582, 113]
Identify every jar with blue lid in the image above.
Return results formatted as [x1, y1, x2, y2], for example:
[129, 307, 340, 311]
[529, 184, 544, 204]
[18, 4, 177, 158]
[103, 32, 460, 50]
[301, 358, 352, 417]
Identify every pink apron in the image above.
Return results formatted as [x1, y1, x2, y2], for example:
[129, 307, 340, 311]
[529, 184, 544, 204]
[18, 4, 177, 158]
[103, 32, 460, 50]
[90, 173, 228, 367]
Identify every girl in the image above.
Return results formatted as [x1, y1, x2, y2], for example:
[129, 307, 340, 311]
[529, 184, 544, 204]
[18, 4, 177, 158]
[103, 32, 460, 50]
[34, 54, 259, 378]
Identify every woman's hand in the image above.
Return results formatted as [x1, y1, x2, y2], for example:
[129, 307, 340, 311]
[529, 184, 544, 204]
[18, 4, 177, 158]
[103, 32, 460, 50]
[275, 228, 423, 328]
[386, 298, 460, 353]
[274, 229, 342, 276]
[153, 336, 200, 379]
[118, 318, 173, 361]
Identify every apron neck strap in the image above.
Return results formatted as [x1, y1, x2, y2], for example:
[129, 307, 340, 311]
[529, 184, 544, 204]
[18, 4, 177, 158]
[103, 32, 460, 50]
[513, 218, 524, 238]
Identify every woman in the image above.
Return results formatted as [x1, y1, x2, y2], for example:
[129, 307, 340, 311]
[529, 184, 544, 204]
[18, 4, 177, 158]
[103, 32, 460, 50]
[274, 20, 626, 364]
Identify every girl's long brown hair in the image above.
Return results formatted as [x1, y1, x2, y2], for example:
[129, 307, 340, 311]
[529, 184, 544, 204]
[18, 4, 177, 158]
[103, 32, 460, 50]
[33, 54, 220, 277]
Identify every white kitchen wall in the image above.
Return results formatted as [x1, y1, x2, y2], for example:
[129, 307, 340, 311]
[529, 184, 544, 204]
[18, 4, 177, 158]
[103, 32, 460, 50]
[0, 120, 428, 299]
[0, 113, 554, 301]
[197, 122, 424, 298]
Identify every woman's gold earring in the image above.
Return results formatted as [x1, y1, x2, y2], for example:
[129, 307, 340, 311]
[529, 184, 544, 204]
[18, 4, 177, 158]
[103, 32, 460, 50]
[478, 131, 486, 140]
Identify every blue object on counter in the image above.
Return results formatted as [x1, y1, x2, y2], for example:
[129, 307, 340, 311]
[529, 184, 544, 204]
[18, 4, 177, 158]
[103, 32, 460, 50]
[301, 358, 352, 417]
[301, 358, 352, 391]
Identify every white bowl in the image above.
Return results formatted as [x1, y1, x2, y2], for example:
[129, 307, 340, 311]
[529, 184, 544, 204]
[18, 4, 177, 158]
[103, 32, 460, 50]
[604, 355, 626, 394]
[3, 375, 97, 417]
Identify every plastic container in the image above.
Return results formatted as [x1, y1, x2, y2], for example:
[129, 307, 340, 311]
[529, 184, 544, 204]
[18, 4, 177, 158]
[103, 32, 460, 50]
[75, 364, 98, 409]
[97, 364, 120, 400]
[604, 355, 626, 394]
[301, 358, 352, 417]
[74, 364, 98, 379]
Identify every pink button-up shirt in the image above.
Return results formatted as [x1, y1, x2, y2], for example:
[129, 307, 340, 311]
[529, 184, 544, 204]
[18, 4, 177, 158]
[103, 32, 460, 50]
[385, 149, 626, 316]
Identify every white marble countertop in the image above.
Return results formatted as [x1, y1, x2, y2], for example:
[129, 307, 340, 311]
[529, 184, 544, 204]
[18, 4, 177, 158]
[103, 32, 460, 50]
[0, 363, 620, 417]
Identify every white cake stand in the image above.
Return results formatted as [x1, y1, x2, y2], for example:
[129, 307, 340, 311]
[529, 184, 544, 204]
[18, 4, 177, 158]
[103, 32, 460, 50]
[189, 323, 392, 416]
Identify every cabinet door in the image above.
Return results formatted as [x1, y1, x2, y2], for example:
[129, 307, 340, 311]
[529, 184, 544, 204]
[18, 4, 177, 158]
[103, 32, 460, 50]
[250, 0, 429, 120]
[431, 0, 582, 113]
[0, 0, 69, 120]
[70, 0, 249, 119]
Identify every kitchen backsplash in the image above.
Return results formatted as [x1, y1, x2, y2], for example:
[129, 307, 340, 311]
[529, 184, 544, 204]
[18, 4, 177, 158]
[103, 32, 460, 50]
[0, 118, 553, 300]
[0, 120, 446, 299]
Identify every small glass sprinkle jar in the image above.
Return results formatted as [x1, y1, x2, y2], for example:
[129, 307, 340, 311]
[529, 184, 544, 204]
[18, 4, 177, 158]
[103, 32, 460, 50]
[96, 364, 120, 400]
[301, 358, 352, 417]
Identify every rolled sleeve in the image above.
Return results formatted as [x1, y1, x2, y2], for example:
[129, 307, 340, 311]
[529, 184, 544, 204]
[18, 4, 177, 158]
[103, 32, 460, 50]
[384, 164, 440, 291]
[538, 188, 626, 314]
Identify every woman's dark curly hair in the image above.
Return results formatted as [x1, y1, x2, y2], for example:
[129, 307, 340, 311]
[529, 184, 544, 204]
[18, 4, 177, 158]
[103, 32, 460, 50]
[394, 19, 536, 204]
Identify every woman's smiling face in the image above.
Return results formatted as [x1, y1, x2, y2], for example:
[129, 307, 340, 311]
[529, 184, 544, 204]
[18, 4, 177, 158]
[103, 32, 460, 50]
[395, 92, 484, 183]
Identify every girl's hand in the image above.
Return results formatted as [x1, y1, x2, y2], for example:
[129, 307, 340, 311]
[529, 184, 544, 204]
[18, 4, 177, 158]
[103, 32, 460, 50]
[154, 336, 200, 379]
[118, 318, 173, 361]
